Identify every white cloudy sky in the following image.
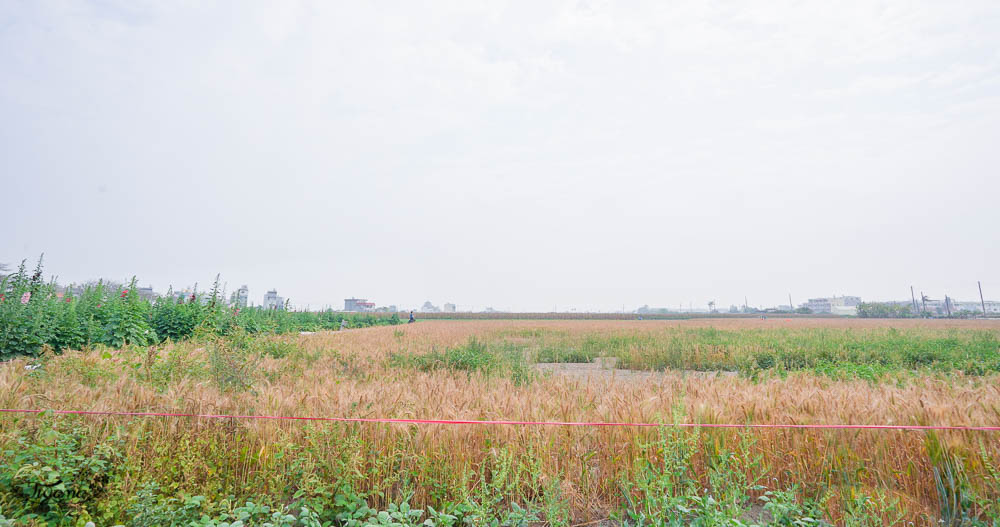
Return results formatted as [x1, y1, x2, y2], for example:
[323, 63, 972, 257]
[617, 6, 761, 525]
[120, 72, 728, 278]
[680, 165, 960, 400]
[2, 1, 999, 311]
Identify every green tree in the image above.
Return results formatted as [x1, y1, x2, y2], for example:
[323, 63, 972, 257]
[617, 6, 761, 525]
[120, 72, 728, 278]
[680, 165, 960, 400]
[856, 302, 913, 319]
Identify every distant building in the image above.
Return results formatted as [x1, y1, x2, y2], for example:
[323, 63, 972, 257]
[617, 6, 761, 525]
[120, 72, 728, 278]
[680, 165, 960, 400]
[263, 289, 285, 310]
[919, 298, 1000, 316]
[802, 296, 861, 315]
[64, 285, 86, 298]
[231, 285, 249, 308]
[443, 303, 456, 312]
[344, 298, 375, 312]
[953, 300, 1000, 314]
[169, 288, 197, 303]
[136, 286, 157, 302]
[909, 298, 947, 316]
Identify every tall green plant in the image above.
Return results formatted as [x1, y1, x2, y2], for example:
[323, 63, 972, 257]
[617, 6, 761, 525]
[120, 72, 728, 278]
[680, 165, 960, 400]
[0, 256, 402, 359]
[0, 258, 57, 358]
[100, 278, 154, 348]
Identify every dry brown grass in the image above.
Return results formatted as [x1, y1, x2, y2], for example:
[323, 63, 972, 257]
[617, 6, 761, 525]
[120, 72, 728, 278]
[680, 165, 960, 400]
[1, 319, 999, 524]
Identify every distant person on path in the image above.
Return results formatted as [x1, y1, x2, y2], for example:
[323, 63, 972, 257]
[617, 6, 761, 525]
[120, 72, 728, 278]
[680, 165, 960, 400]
[340, 319, 347, 331]
[408, 311, 415, 324]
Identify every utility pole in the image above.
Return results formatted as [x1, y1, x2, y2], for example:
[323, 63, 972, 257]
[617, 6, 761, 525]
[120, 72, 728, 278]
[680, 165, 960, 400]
[920, 291, 926, 313]
[788, 293, 793, 311]
[979, 281, 987, 317]
[945, 295, 952, 317]
[910, 286, 918, 313]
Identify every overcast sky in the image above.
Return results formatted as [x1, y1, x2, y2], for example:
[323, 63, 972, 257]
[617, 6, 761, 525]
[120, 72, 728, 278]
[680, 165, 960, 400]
[2, 1, 999, 311]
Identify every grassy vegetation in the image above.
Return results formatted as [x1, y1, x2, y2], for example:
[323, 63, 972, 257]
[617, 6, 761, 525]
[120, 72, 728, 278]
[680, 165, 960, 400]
[5, 415, 958, 527]
[525, 327, 1000, 380]
[0, 320, 998, 525]
[389, 337, 536, 386]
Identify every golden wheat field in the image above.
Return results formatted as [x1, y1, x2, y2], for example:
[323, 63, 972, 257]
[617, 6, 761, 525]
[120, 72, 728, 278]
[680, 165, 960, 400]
[2, 318, 999, 525]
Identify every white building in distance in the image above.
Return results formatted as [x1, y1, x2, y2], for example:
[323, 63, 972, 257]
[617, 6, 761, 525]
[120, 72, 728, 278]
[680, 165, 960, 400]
[921, 298, 1000, 316]
[344, 298, 375, 312]
[443, 303, 456, 312]
[953, 300, 1000, 314]
[231, 285, 249, 308]
[263, 289, 284, 310]
[802, 296, 861, 315]
[136, 286, 157, 302]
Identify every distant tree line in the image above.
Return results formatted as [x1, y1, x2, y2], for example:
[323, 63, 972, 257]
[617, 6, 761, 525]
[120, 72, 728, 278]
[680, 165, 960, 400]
[856, 302, 914, 318]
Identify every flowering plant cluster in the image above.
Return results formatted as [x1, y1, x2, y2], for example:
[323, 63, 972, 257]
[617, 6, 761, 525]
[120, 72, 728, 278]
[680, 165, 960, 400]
[0, 256, 400, 359]
[0, 257, 154, 358]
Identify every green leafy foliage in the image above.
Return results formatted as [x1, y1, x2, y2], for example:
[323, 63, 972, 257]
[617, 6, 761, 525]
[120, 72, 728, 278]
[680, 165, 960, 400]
[856, 302, 914, 318]
[389, 337, 534, 385]
[151, 296, 202, 342]
[123, 482, 542, 527]
[0, 259, 52, 358]
[615, 426, 828, 526]
[0, 425, 122, 524]
[102, 278, 154, 348]
[0, 256, 401, 359]
[757, 488, 825, 525]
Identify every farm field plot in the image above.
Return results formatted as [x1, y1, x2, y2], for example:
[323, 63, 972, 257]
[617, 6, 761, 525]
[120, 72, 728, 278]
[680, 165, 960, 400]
[1, 319, 999, 526]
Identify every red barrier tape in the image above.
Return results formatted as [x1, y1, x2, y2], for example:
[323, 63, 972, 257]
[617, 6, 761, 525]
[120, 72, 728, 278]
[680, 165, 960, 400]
[1, 408, 998, 432]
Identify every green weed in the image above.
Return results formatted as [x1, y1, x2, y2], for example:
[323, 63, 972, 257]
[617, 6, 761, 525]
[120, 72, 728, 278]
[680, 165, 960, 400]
[389, 337, 535, 386]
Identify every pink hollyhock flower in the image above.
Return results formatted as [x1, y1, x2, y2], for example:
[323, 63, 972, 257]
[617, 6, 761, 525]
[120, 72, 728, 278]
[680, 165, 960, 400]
[20, 292, 31, 304]
[121, 289, 129, 298]
[66, 297, 72, 303]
